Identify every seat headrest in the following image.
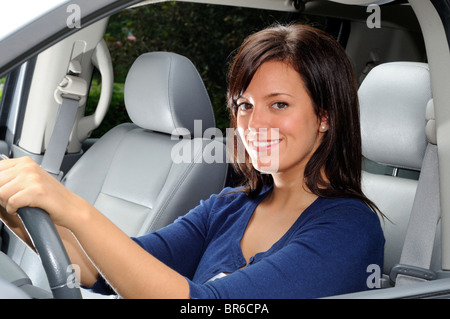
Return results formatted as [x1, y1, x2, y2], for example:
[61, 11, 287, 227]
[359, 62, 432, 171]
[124, 52, 215, 137]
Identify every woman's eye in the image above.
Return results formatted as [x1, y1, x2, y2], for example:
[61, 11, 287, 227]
[238, 103, 252, 111]
[272, 102, 288, 110]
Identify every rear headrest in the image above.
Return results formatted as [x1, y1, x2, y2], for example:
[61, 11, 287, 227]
[359, 62, 432, 171]
[124, 52, 215, 137]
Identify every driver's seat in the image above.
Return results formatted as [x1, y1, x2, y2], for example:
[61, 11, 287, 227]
[5, 52, 228, 293]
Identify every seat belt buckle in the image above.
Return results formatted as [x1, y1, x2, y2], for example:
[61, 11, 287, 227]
[54, 74, 87, 105]
[390, 264, 437, 284]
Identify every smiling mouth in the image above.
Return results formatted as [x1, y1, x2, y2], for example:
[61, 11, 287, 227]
[249, 139, 281, 151]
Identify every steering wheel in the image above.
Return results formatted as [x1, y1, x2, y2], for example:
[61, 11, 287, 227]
[17, 207, 82, 299]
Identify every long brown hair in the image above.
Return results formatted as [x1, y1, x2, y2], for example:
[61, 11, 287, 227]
[227, 24, 382, 216]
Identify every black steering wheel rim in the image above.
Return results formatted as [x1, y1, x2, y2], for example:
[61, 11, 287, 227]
[17, 207, 82, 299]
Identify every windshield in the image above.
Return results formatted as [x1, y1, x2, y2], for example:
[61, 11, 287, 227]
[0, 0, 69, 41]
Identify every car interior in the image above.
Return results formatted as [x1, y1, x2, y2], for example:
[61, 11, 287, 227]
[0, 0, 449, 299]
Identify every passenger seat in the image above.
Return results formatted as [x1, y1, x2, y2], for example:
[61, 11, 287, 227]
[358, 62, 441, 287]
[62, 51, 228, 236]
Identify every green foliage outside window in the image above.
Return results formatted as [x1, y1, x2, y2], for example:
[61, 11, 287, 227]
[86, 2, 299, 137]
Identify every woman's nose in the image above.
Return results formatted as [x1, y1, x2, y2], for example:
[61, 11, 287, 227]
[248, 105, 268, 130]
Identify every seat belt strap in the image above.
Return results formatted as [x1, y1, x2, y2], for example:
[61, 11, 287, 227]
[40, 74, 86, 179]
[40, 97, 80, 177]
[392, 143, 440, 285]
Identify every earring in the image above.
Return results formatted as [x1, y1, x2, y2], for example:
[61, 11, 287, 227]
[321, 125, 327, 131]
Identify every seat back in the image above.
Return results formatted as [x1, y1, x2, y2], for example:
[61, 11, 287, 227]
[358, 62, 441, 282]
[62, 52, 228, 236]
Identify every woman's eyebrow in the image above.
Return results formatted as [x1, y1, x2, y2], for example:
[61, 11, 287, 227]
[264, 92, 293, 98]
[236, 95, 250, 101]
[238, 92, 293, 101]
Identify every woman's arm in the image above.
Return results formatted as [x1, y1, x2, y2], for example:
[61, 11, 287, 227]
[0, 156, 190, 298]
[0, 208, 34, 249]
[71, 199, 190, 298]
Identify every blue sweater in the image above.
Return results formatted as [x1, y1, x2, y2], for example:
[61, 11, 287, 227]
[92, 186, 385, 298]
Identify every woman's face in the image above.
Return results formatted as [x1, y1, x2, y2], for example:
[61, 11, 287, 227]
[236, 60, 327, 177]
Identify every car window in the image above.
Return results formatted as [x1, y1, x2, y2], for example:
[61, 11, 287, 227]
[85, 2, 341, 138]
[0, 76, 5, 99]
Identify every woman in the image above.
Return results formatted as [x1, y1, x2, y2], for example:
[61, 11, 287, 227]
[0, 24, 384, 298]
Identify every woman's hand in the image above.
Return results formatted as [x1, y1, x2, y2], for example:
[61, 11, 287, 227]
[0, 156, 84, 228]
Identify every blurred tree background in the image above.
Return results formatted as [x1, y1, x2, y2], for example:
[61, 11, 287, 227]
[86, 1, 301, 137]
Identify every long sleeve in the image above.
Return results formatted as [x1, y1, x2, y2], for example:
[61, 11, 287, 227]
[132, 199, 212, 279]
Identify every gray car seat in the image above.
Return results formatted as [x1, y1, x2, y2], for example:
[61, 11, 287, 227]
[4, 52, 228, 292]
[62, 51, 228, 236]
[358, 62, 441, 287]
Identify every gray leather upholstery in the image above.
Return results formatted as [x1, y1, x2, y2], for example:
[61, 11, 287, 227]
[125, 52, 215, 137]
[359, 62, 431, 170]
[63, 124, 227, 236]
[359, 62, 441, 282]
[63, 51, 228, 236]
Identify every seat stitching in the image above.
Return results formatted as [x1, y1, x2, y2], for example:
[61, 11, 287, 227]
[145, 139, 205, 231]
